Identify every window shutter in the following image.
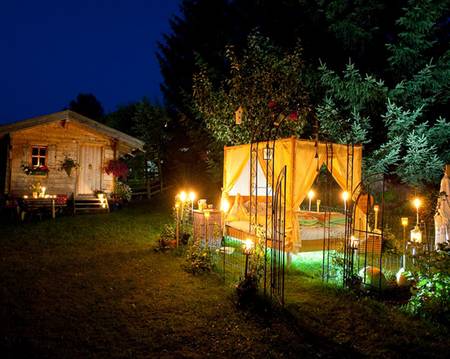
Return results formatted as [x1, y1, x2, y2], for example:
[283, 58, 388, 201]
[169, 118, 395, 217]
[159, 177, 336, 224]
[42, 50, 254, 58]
[22, 144, 30, 163]
[48, 145, 56, 166]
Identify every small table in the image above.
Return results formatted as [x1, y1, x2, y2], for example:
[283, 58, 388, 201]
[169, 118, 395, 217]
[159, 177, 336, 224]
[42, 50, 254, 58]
[20, 196, 67, 220]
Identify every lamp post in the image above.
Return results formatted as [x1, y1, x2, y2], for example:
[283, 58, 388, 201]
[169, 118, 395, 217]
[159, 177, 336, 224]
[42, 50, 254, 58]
[175, 201, 180, 248]
[373, 205, 379, 231]
[413, 197, 421, 226]
[220, 198, 230, 238]
[179, 191, 187, 237]
[220, 198, 230, 278]
[401, 217, 408, 267]
[243, 239, 254, 277]
[204, 210, 210, 247]
[350, 235, 359, 275]
[308, 190, 315, 211]
[189, 191, 196, 216]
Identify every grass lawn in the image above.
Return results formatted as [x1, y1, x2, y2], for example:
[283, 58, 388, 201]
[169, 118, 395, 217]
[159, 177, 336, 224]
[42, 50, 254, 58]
[0, 195, 448, 358]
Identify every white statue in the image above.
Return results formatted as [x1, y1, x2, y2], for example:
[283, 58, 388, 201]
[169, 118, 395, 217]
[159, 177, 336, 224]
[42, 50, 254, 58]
[435, 166, 450, 247]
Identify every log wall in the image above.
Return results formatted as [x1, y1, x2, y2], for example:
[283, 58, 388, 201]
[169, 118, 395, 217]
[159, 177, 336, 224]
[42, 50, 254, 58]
[9, 120, 115, 196]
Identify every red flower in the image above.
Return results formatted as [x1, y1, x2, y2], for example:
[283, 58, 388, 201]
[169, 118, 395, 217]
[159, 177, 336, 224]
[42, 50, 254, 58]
[104, 160, 128, 179]
[268, 100, 277, 109]
[288, 112, 298, 121]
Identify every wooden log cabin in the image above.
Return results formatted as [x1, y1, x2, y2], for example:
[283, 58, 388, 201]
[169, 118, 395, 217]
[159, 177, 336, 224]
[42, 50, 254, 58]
[0, 110, 144, 199]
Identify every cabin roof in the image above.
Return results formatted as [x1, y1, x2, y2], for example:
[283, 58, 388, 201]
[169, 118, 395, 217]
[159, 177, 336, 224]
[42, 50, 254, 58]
[0, 110, 144, 153]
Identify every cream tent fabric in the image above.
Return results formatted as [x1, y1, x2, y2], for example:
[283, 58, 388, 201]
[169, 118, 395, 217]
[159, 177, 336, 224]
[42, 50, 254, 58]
[435, 172, 450, 247]
[222, 137, 363, 249]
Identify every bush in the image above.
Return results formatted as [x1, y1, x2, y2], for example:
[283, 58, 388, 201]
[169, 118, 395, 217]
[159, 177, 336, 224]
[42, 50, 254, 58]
[184, 240, 213, 274]
[114, 181, 132, 202]
[405, 243, 450, 324]
[156, 224, 176, 250]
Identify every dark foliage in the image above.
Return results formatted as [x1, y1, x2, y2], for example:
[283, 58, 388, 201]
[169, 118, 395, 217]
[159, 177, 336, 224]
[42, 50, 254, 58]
[69, 93, 104, 121]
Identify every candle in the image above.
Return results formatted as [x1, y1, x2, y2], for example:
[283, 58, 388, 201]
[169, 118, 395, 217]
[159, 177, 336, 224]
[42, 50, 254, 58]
[308, 190, 315, 211]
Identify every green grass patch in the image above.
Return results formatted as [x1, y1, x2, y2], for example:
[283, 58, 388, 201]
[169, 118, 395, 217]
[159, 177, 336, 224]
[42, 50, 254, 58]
[1, 196, 448, 358]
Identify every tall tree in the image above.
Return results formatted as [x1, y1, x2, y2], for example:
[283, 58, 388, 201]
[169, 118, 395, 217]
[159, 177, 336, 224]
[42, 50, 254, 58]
[69, 93, 104, 121]
[132, 99, 171, 190]
[316, 0, 450, 187]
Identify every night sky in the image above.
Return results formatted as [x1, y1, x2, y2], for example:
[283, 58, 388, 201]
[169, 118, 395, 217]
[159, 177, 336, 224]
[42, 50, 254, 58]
[0, 0, 181, 124]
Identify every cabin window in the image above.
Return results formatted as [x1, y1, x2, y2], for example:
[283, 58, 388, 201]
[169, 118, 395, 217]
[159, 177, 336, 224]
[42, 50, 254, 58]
[31, 145, 47, 167]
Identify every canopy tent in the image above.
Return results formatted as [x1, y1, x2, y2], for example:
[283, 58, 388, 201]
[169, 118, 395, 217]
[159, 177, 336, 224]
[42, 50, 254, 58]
[222, 137, 363, 250]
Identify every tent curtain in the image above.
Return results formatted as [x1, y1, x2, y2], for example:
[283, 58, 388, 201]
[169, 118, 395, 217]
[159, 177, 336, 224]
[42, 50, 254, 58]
[223, 144, 250, 195]
[329, 143, 362, 197]
[222, 138, 363, 251]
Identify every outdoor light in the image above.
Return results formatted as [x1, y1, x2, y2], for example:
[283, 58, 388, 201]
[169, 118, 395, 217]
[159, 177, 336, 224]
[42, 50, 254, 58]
[342, 191, 349, 212]
[23, 195, 28, 199]
[413, 197, 421, 225]
[179, 191, 187, 202]
[175, 201, 180, 247]
[350, 235, 359, 249]
[243, 238, 254, 255]
[373, 205, 379, 231]
[308, 190, 315, 211]
[401, 217, 409, 268]
[243, 238, 254, 277]
[410, 225, 422, 243]
[220, 198, 230, 213]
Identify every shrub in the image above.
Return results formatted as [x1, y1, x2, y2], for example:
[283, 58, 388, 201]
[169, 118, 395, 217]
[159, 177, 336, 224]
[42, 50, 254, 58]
[114, 181, 132, 202]
[156, 224, 176, 250]
[405, 243, 450, 324]
[184, 240, 213, 274]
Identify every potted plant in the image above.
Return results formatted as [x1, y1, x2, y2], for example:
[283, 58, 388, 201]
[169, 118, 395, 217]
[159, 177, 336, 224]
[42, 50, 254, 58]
[59, 155, 79, 177]
[104, 160, 128, 179]
[21, 163, 49, 176]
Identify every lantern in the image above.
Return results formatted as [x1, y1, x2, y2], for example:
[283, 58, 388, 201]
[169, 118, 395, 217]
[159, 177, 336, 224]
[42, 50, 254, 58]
[410, 225, 422, 243]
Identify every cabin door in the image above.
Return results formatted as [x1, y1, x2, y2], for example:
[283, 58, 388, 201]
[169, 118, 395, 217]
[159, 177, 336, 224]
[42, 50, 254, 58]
[77, 145, 102, 195]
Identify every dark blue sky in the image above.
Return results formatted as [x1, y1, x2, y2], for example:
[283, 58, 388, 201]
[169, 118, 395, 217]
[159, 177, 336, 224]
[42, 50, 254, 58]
[0, 0, 181, 124]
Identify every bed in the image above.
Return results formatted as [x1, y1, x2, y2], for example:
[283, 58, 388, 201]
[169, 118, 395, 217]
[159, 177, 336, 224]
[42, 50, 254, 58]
[223, 201, 348, 252]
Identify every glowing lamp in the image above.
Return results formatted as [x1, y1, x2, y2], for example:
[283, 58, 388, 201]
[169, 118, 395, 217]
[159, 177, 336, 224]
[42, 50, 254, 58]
[189, 191, 196, 202]
[23, 195, 28, 199]
[410, 225, 422, 243]
[342, 191, 349, 212]
[179, 191, 187, 202]
[243, 239, 254, 255]
[308, 190, 315, 211]
[342, 191, 349, 202]
[413, 197, 421, 210]
[401, 217, 408, 227]
[350, 235, 359, 248]
[220, 198, 230, 213]
[412, 197, 421, 225]
[175, 202, 180, 209]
